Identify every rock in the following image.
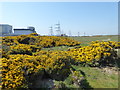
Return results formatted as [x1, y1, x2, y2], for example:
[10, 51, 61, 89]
[32, 78, 54, 88]
[67, 47, 75, 51]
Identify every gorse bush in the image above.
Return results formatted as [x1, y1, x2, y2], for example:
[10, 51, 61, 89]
[9, 44, 33, 55]
[1, 34, 120, 89]
[68, 41, 120, 67]
[2, 34, 80, 57]
[9, 44, 41, 55]
[2, 34, 81, 48]
[34, 51, 72, 80]
[1, 51, 72, 88]
[1, 55, 45, 88]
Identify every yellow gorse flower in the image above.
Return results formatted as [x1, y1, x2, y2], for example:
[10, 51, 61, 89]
[1, 34, 120, 89]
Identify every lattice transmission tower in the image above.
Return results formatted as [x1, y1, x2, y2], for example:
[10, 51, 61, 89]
[49, 26, 53, 36]
[55, 22, 61, 36]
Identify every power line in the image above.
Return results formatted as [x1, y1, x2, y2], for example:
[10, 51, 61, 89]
[61, 29, 64, 35]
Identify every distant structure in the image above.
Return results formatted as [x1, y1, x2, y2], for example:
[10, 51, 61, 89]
[49, 26, 53, 36]
[78, 32, 80, 36]
[55, 22, 61, 36]
[84, 32, 85, 36]
[0, 24, 36, 36]
[14, 26, 36, 35]
[69, 30, 72, 36]
[0, 24, 13, 35]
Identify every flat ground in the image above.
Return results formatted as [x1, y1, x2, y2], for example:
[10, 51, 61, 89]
[69, 35, 118, 46]
[72, 65, 119, 88]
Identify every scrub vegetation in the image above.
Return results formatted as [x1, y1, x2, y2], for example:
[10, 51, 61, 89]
[0, 33, 120, 89]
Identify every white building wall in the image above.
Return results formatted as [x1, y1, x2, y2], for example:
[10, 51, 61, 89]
[14, 30, 34, 35]
[0, 24, 12, 34]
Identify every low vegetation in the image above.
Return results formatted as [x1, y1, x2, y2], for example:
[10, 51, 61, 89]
[0, 34, 120, 89]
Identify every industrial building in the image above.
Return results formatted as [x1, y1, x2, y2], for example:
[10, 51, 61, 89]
[0, 24, 36, 36]
[14, 27, 36, 35]
[0, 24, 13, 35]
